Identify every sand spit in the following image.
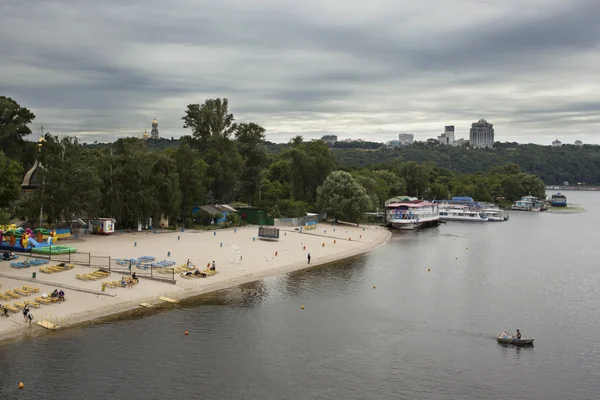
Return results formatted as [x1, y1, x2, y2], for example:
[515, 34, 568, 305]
[0, 224, 390, 342]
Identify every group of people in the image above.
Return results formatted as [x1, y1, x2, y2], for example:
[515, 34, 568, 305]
[121, 272, 139, 288]
[49, 289, 66, 302]
[182, 259, 216, 277]
[500, 329, 522, 339]
[22, 305, 34, 326]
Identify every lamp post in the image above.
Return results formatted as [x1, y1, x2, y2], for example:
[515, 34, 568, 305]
[37, 132, 46, 228]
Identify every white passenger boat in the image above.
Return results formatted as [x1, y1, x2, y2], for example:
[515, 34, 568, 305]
[386, 201, 440, 230]
[438, 205, 488, 222]
[480, 208, 509, 222]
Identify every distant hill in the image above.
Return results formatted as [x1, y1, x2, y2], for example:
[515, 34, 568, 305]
[332, 143, 600, 185]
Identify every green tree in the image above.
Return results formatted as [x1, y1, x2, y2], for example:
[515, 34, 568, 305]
[0, 96, 36, 163]
[182, 98, 235, 144]
[287, 138, 335, 204]
[38, 135, 101, 227]
[316, 171, 371, 225]
[235, 122, 268, 205]
[170, 143, 208, 220]
[0, 151, 23, 208]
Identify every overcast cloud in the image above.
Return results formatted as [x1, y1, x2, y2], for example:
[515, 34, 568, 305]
[1, 0, 599, 144]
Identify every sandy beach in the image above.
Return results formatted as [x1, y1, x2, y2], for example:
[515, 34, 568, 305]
[0, 223, 390, 341]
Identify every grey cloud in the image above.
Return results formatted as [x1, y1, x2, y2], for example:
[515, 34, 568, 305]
[1, 0, 599, 145]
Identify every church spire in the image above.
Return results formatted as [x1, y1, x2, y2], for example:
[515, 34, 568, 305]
[151, 117, 159, 139]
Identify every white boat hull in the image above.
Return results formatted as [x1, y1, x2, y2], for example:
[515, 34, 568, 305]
[439, 215, 488, 222]
[389, 217, 440, 230]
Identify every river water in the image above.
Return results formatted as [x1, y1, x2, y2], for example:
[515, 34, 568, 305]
[1, 191, 599, 399]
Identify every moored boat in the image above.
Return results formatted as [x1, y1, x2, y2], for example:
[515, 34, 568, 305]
[497, 336, 535, 346]
[386, 201, 440, 230]
[550, 193, 567, 207]
[511, 195, 544, 212]
[481, 208, 509, 221]
[438, 205, 488, 222]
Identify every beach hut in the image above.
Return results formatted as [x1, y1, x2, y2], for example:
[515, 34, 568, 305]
[89, 218, 116, 234]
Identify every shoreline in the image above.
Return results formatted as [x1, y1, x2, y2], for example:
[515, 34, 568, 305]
[0, 224, 391, 343]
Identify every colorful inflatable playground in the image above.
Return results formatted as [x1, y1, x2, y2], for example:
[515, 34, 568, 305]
[0, 226, 77, 255]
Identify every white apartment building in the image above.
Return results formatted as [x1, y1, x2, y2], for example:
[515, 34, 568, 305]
[437, 125, 455, 145]
[469, 119, 495, 148]
[398, 133, 414, 145]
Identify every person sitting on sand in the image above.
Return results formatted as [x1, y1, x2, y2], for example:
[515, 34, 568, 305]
[210, 261, 216, 271]
[185, 271, 193, 277]
[58, 289, 65, 302]
[131, 272, 138, 282]
[194, 269, 206, 277]
[187, 259, 193, 269]
[120, 277, 127, 287]
[1, 305, 9, 318]
[50, 289, 59, 299]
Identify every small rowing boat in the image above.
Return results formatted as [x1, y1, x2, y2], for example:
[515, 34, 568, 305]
[497, 336, 534, 346]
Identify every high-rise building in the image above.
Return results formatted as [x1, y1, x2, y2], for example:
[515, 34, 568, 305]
[437, 125, 455, 145]
[150, 117, 159, 139]
[469, 119, 494, 148]
[321, 135, 338, 147]
[398, 133, 414, 145]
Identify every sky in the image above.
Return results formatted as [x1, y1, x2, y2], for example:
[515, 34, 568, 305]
[1, 0, 599, 145]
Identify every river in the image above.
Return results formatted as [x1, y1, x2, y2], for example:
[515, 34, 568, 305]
[1, 191, 599, 399]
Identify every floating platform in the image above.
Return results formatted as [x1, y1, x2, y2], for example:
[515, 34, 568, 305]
[159, 296, 178, 303]
[37, 320, 60, 330]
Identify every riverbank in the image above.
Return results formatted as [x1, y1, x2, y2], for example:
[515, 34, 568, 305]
[0, 223, 391, 342]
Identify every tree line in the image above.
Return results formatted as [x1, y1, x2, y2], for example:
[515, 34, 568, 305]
[0, 95, 546, 227]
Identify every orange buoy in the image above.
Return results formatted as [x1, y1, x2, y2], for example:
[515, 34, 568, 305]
[19, 383, 24, 389]
[428, 268, 431, 272]
[185, 331, 189, 335]
[275, 251, 278, 256]
[301, 305, 305, 309]
[373, 285, 376, 289]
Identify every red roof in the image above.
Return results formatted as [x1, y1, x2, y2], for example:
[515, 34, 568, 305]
[387, 201, 435, 208]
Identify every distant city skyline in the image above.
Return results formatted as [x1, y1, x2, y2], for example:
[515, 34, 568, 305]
[4, 1, 599, 145]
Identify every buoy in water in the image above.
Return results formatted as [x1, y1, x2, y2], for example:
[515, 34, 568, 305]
[428, 268, 431, 272]
[185, 331, 189, 335]
[373, 285, 376, 289]
[275, 251, 278, 256]
[301, 305, 305, 309]
[19, 382, 24, 389]
[466, 247, 468, 250]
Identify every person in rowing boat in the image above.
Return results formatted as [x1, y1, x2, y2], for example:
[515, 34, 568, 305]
[500, 330, 509, 339]
[514, 329, 521, 339]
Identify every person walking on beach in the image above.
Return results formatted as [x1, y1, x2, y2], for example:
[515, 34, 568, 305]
[307, 253, 311, 264]
[1, 305, 8, 318]
[26, 310, 34, 327]
[22, 305, 30, 322]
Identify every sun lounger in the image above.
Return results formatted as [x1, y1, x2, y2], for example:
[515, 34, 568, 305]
[5, 291, 20, 299]
[14, 288, 32, 296]
[0, 294, 8, 300]
[39, 267, 55, 273]
[2, 304, 19, 313]
[76, 274, 96, 281]
[23, 301, 40, 308]
[179, 273, 193, 279]
[91, 271, 110, 277]
[13, 302, 26, 309]
[102, 281, 120, 288]
[35, 297, 54, 304]
[23, 286, 40, 293]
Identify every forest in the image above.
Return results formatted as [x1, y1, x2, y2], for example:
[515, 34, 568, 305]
[1, 95, 547, 227]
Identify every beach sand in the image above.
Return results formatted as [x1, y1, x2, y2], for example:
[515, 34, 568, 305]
[0, 223, 390, 341]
